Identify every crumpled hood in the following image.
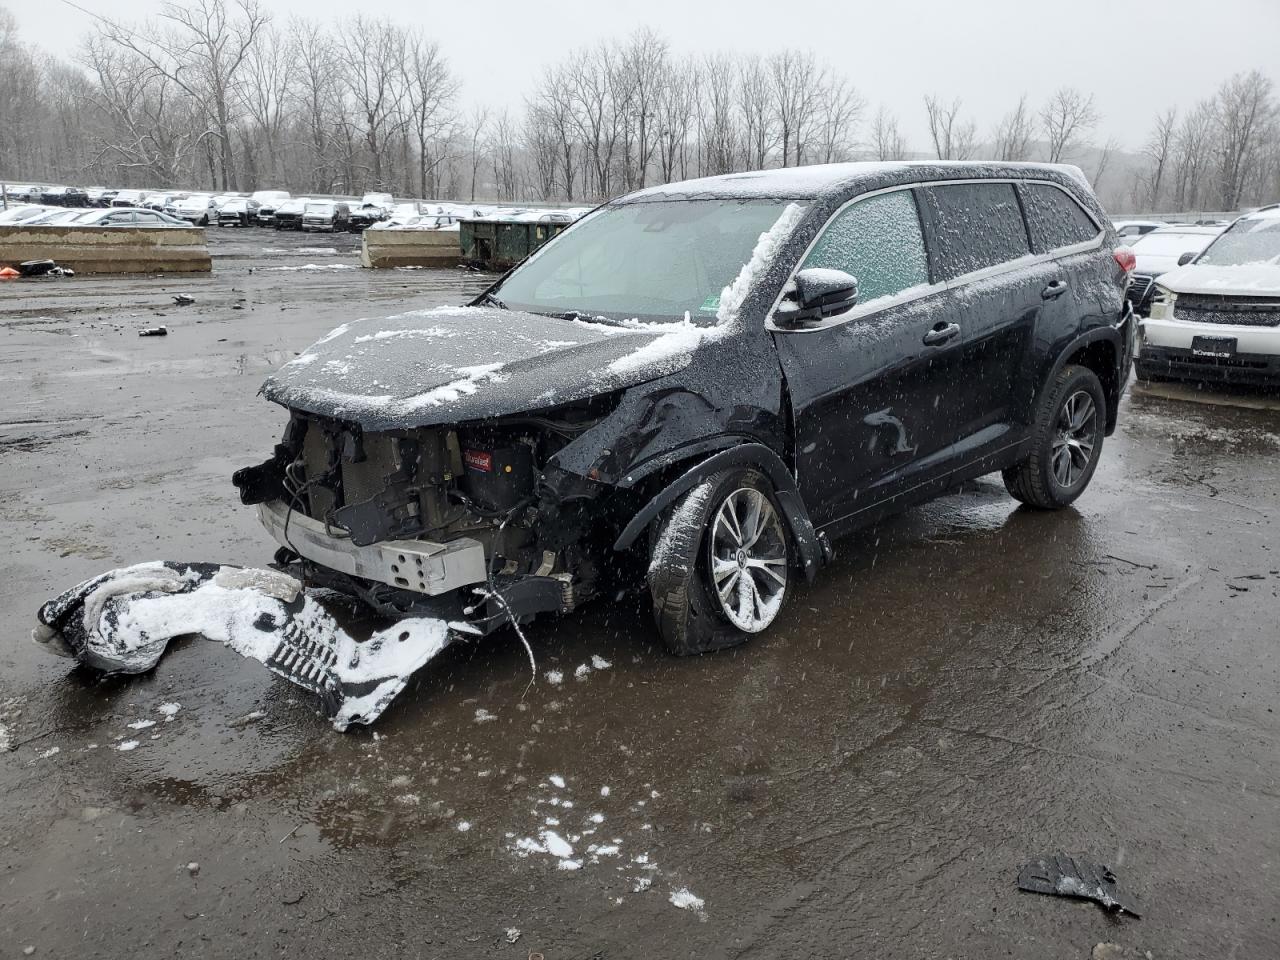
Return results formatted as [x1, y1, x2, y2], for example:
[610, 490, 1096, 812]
[262, 305, 713, 429]
[1154, 263, 1280, 297]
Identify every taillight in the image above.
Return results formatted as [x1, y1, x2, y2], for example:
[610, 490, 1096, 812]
[1113, 246, 1136, 274]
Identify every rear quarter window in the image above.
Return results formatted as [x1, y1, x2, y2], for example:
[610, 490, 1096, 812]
[921, 182, 1031, 280]
[1021, 183, 1101, 253]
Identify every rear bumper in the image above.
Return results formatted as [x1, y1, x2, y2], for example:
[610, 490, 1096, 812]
[256, 499, 488, 596]
[1136, 345, 1280, 386]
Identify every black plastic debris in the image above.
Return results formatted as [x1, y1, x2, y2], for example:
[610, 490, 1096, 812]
[138, 325, 169, 337]
[17, 259, 73, 278]
[1017, 853, 1141, 918]
[172, 294, 196, 306]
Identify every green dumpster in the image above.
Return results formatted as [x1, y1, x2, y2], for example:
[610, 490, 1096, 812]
[459, 217, 572, 271]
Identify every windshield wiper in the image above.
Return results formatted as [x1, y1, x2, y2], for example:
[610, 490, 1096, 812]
[549, 309, 624, 326]
[478, 290, 507, 309]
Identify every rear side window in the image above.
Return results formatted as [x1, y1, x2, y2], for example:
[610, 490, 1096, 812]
[802, 190, 930, 306]
[922, 182, 1031, 280]
[1021, 183, 1100, 252]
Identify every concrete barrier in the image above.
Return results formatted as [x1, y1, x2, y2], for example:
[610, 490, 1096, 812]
[0, 225, 212, 273]
[360, 229, 462, 269]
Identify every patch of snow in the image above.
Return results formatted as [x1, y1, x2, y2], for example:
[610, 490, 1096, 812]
[600, 786, 610, 797]
[590, 654, 611, 670]
[117, 740, 139, 752]
[267, 263, 357, 272]
[557, 859, 582, 870]
[549, 774, 566, 789]
[158, 702, 181, 721]
[0, 722, 9, 752]
[127, 719, 157, 730]
[352, 327, 450, 344]
[542, 830, 573, 859]
[545, 669, 563, 686]
[474, 708, 496, 723]
[574, 663, 591, 680]
[669, 888, 705, 911]
[38, 746, 59, 760]
[457, 821, 471, 832]
[589, 812, 605, 824]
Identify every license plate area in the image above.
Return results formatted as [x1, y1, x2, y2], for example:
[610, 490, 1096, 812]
[1191, 336, 1237, 358]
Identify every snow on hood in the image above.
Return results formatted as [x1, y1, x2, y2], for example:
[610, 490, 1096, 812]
[262, 305, 698, 428]
[1154, 263, 1280, 297]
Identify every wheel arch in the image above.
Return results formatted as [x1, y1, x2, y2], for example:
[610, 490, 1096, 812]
[1047, 329, 1122, 435]
[611, 442, 828, 582]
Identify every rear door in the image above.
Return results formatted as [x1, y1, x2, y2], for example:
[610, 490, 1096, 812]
[771, 187, 968, 527]
[916, 181, 1043, 465]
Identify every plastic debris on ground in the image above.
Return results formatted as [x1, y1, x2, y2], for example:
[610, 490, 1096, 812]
[1017, 853, 1141, 918]
[32, 561, 456, 731]
[138, 326, 168, 337]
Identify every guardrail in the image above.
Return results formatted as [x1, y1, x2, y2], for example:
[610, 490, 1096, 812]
[0, 225, 212, 273]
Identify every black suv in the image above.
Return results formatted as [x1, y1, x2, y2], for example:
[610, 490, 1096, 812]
[236, 162, 1133, 661]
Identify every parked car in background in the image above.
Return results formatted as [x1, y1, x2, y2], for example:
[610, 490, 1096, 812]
[66, 208, 190, 227]
[272, 198, 310, 230]
[251, 190, 290, 225]
[0, 205, 60, 224]
[111, 190, 145, 208]
[1125, 225, 1223, 314]
[1112, 219, 1164, 241]
[217, 198, 261, 227]
[301, 200, 350, 232]
[1138, 205, 1280, 386]
[168, 195, 217, 225]
[23, 209, 88, 225]
[370, 213, 458, 231]
[234, 162, 1133, 666]
[348, 202, 389, 231]
[362, 192, 394, 208]
[39, 186, 90, 207]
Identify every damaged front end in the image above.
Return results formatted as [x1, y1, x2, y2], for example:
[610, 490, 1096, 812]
[232, 393, 623, 637]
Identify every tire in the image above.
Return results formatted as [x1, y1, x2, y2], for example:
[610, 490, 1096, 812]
[647, 468, 790, 656]
[1003, 364, 1106, 509]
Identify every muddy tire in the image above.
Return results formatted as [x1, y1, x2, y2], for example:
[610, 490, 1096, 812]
[647, 468, 790, 656]
[1003, 364, 1106, 509]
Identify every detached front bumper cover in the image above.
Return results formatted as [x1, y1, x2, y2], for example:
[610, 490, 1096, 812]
[33, 561, 455, 730]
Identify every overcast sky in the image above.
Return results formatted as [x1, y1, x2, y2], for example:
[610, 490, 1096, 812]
[39, 0, 1280, 152]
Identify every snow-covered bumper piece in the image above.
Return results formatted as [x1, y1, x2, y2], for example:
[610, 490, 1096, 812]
[32, 561, 452, 730]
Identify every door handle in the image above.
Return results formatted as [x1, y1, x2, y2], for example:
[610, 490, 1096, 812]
[922, 321, 960, 346]
[1042, 279, 1069, 300]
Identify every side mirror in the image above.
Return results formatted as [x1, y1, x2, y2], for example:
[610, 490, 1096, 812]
[775, 267, 859, 327]
[1177, 251, 1197, 266]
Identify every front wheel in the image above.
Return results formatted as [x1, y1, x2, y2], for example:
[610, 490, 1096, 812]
[647, 468, 790, 656]
[1003, 364, 1106, 509]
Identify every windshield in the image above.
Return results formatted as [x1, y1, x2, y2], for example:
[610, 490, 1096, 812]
[493, 198, 805, 323]
[1132, 232, 1215, 258]
[1198, 217, 1280, 266]
[305, 203, 332, 215]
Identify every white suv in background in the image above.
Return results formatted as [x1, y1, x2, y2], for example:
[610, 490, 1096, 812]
[1138, 205, 1280, 386]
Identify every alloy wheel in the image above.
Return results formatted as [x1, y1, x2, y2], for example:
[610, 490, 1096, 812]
[1051, 389, 1098, 488]
[708, 487, 788, 633]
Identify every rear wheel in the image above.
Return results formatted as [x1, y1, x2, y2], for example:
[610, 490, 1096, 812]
[1003, 364, 1106, 509]
[647, 468, 790, 656]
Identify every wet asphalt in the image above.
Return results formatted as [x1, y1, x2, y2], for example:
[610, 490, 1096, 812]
[1, 229, 1277, 959]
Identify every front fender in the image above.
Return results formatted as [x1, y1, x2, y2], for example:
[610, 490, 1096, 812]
[611, 442, 829, 582]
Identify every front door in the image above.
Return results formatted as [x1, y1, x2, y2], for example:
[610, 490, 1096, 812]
[772, 187, 968, 527]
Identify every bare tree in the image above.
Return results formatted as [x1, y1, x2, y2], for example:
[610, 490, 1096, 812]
[736, 54, 773, 170]
[240, 23, 293, 185]
[403, 30, 458, 199]
[1171, 101, 1214, 210]
[335, 15, 409, 191]
[1091, 136, 1121, 192]
[89, 0, 269, 189]
[656, 57, 697, 183]
[924, 94, 977, 160]
[992, 95, 1035, 161]
[1040, 87, 1098, 163]
[699, 53, 740, 175]
[769, 49, 820, 166]
[1138, 107, 1177, 209]
[870, 104, 908, 161]
[1212, 69, 1276, 209]
[813, 75, 863, 164]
